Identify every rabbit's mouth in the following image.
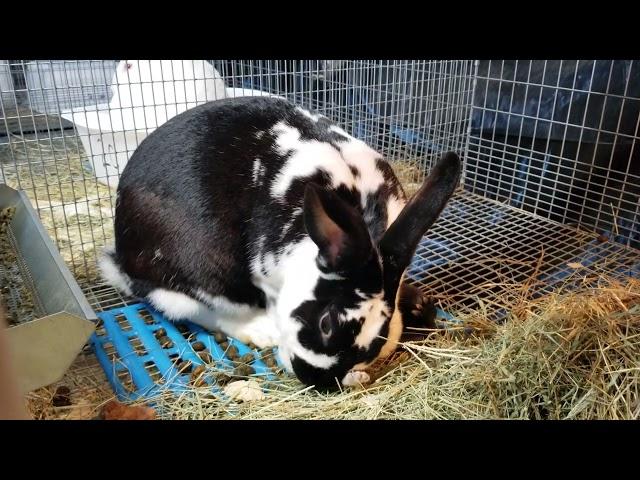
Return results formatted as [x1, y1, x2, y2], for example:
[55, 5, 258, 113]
[290, 354, 352, 392]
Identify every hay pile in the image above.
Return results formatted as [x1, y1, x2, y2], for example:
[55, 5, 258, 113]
[391, 159, 425, 197]
[23, 275, 640, 420]
[0, 206, 40, 325]
[134, 275, 639, 420]
[0, 134, 115, 285]
[26, 348, 115, 420]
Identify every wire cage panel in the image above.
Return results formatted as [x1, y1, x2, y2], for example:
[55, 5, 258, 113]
[0, 59, 638, 328]
[466, 60, 640, 249]
[0, 60, 476, 289]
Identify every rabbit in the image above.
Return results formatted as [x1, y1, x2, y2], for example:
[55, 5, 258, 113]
[109, 60, 228, 128]
[99, 96, 461, 391]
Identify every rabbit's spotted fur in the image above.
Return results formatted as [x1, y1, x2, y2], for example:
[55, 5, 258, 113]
[100, 96, 461, 390]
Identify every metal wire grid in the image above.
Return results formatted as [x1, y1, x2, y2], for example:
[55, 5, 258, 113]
[466, 60, 640, 249]
[216, 60, 474, 171]
[0, 59, 638, 319]
[0, 60, 475, 290]
[0, 60, 116, 114]
[407, 190, 640, 320]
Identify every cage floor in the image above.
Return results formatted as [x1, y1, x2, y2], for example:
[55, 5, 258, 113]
[92, 303, 283, 401]
[407, 191, 640, 321]
[81, 190, 640, 322]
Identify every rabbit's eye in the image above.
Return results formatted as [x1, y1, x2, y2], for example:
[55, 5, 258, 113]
[126, 63, 132, 70]
[319, 314, 332, 337]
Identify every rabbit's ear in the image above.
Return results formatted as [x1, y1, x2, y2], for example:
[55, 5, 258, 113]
[303, 183, 373, 273]
[379, 152, 461, 276]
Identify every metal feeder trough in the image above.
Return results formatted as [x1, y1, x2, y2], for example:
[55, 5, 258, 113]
[0, 184, 96, 394]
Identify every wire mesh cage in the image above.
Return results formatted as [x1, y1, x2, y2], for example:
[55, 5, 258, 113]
[0, 59, 638, 327]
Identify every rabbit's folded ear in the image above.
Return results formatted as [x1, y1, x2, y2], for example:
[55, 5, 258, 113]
[304, 183, 373, 272]
[380, 152, 461, 275]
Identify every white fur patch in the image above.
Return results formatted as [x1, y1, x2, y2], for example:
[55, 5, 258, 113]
[215, 311, 280, 348]
[147, 289, 205, 320]
[329, 125, 352, 139]
[319, 271, 345, 281]
[148, 287, 279, 348]
[273, 237, 339, 372]
[269, 122, 354, 199]
[250, 236, 282, 301]
[280, 207, 302, 239]
[99, 248, 133, 296]
[350, 293, 390, 348]
[386, 195, 406, 228]
[336, 137, 386, 208]
[342, 370, 370, 387]
[196, 289, 255, 318]
[275, 238, 320, 322]
[296, 106, 321, 122]
[294, 345, 337, 370]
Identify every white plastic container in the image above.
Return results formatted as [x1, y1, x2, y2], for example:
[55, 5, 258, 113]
[65, 104, 148, 191]
[62, 79, 283, 190]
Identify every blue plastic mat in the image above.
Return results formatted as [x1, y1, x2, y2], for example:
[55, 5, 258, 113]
[92, 297, 454, 401]
[91, 303, 283, 401]
[91, 219, 640, 400]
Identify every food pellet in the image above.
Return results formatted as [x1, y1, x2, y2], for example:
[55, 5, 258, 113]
[192, 365, 206, 379]
[216, 374, 232, 386]
[198, 351, 213, 364]
[233, 365, 255, 377]
[192, 341, 206, 352]
[154, 327, 167, 337]
[226, 345, 239, 359]
[239, 353, 254, 364]
[52, 386, 72, 407]
[213, 332, 226, 343]
[177, 360, 192, 374]
[192, 377, 207, 388]
[158, 336, 173, 349]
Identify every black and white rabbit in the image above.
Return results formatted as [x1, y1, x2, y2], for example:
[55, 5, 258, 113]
[100, 96, 461, 391]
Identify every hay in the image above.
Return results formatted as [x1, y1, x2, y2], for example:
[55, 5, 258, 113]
[0, 206, 40, 325]
[0, 134, 115, 284]
[391, 159, 425, 197]
[25, 274, 639, 420]
[131, 275, 639, 420]
[25, 348, 116, 420]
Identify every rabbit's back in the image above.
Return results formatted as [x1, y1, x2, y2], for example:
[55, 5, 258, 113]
[112, 96, 406, 308]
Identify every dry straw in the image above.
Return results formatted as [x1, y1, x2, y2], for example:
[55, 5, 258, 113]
[139, 275, 640, 420]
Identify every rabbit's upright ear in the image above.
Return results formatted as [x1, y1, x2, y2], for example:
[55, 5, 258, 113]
[380, 152, 461, 276]
[303, 183, 373, 273]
